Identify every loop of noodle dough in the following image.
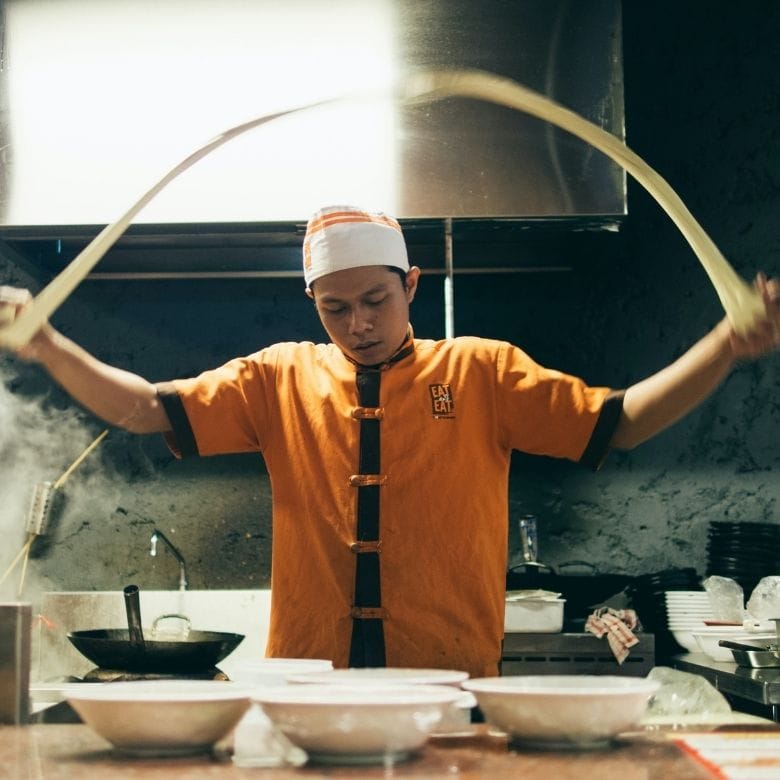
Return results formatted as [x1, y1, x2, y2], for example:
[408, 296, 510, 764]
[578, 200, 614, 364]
[0, 69, 763, 349]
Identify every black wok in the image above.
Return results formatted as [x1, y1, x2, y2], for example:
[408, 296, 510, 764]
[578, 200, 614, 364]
[66, 584, 244, 673]
[66, 627, 245, 673]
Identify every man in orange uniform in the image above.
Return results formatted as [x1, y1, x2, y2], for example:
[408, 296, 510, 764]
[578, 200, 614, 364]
[2, 205, 779, 677]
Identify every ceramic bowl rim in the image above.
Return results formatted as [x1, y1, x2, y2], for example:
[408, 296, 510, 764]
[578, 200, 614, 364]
[252, 682, 463, 706]
[462, 675, 660, 697]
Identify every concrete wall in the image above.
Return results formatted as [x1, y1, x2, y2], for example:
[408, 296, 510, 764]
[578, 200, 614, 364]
[1, 2, 778, 603]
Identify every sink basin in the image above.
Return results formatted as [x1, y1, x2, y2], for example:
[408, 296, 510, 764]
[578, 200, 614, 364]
[35, 590, 271, 682]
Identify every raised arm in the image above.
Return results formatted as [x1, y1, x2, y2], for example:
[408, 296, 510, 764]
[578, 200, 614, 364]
[610, 273, 780, 450]
[0, 287, 171, 433]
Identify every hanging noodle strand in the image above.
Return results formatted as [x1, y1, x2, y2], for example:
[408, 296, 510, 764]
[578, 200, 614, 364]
[0, 69, 764, 350]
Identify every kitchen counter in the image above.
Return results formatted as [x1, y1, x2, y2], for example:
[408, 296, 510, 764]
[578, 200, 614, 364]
[0, 723, 732, 778]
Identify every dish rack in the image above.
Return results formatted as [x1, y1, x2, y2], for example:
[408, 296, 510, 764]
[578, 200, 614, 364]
[501, 632, 655, 677]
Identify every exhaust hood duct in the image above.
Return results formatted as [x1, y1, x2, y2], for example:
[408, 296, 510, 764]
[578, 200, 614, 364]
[0, 0, 624, 228]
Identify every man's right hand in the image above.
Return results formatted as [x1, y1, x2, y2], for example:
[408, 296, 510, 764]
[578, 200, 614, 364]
[0, 285, 31, 326]
[0, 286, 54, 361]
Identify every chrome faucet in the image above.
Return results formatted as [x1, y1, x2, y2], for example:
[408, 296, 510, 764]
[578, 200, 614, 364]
[150, 529, 188, 591]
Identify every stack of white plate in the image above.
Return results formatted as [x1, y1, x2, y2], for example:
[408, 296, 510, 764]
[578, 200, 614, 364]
[665, 590, 713, 652]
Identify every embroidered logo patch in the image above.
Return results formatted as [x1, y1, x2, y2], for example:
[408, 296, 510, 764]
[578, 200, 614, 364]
[429, 383, 455, 418]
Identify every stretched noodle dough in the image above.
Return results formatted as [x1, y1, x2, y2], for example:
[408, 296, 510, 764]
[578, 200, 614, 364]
[0, 69, 764, 349]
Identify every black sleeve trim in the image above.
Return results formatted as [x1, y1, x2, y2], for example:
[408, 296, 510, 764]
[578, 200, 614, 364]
[578, 390, 625, 471]
[156, 382, 200, 458]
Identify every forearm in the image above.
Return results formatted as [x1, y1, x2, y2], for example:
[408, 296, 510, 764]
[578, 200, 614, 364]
[610, 319, 736, 450]
[32, 326, 171, 433]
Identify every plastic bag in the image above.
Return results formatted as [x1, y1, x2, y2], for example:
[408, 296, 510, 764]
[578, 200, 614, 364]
[746, 577, 780, 622]
[644, 667, 731, 720]
[702, 575, 744, 623]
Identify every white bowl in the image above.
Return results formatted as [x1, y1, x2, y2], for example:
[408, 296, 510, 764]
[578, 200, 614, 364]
[693, 631, 775, 662]
[231, 658, 333, 687]
[285, 667, 468, 687]
[670, 630, 699, 652]
[283, 667, 474, 735]
[667, 621, 710, 629]
[666, 603, 710, 609]
[665, 598, 710, 605]
[667, 610, 712, 615]
[252, 683, 462, 764]
[462, 675, 659, 749]
[666, 602, 711, 608]
[66, 680, 252, 757]
[667, 614, 710, 620]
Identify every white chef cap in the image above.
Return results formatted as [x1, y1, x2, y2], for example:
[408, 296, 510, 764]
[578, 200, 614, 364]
[303, 205, 409, 289]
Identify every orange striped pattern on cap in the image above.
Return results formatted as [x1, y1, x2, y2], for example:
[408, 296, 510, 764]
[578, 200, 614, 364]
[302, 205, 409, 287]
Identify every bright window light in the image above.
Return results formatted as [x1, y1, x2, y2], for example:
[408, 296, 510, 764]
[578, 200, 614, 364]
[2, 0, 399, 224]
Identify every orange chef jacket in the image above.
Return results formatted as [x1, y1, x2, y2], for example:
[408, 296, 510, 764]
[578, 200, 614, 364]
[156, 332, 622, 678]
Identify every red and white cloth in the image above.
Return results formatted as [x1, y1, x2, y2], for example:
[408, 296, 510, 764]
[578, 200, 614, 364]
[585, 607, 640, 664]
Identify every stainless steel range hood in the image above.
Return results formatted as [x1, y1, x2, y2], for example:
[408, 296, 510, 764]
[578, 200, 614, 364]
[0, 0, 624, 230]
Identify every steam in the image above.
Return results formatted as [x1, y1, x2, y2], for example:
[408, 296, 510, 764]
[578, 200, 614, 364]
[0, 370, 118, 605]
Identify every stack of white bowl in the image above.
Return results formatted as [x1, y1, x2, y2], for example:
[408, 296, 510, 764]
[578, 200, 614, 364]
[665, 590, 713, 652]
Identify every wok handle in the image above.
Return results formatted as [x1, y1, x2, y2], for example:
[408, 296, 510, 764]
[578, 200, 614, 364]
[123, 584, 146, 648]
[718, 639, 777, 655]
[718, 640, 750, 650]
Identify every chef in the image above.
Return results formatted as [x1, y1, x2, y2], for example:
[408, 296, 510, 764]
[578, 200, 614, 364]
[1, 204, 779, 677]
